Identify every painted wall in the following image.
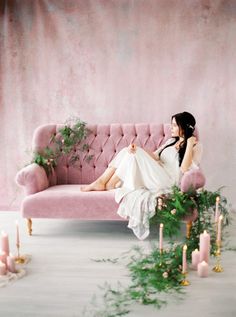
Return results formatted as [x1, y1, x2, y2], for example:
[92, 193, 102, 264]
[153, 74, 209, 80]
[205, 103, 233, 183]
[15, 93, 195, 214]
[0, 0, 235, 210]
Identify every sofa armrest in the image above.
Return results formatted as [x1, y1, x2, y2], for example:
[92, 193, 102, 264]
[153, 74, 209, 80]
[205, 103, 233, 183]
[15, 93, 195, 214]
[180, 169, 206, 193]
[15, 163, 49, 195]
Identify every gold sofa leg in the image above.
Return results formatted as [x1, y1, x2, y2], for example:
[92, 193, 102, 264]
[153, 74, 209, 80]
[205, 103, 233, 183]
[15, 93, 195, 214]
[27, 218, 32, 236]
[186, 221, 192, 239]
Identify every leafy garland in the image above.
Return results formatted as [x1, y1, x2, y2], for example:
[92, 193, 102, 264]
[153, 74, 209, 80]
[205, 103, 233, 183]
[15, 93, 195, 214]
[82, 186, 231, 317]
[32, 117, 93, 175]
[150, 186, 197, 237]
[150, 186, 230, 256]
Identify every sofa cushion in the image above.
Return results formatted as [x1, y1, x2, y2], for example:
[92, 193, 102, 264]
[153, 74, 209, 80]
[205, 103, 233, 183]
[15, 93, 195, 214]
[21, 185, 120, 220]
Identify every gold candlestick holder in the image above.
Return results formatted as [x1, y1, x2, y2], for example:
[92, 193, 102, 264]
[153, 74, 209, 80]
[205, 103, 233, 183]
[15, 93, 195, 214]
[212, 241, 223, 273]
[15, 243, 26, 264]
[180, 272, 190, 286]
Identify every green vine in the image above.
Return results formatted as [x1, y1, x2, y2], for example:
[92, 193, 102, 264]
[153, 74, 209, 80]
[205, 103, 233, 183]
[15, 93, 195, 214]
[82, 186, 231, 317]
[150, 186, 230, 252]
[31, 117, 93, 175]
[150, 186, 197, 237]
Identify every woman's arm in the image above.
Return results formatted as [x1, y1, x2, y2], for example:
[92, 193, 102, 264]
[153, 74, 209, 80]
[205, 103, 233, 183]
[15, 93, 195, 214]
[146, 149, 160, 161]
[128, 144, 160, 161]
[180, 137, 202, 173]
[129, 138, 176, 162]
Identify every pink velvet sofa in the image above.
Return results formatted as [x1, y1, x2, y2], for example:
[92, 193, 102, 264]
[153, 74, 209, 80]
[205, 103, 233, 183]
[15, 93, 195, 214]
[15, 123, 205, 235]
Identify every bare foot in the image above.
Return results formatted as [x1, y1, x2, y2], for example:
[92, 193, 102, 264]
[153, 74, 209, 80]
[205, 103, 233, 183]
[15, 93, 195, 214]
[80, 180, 106, 192]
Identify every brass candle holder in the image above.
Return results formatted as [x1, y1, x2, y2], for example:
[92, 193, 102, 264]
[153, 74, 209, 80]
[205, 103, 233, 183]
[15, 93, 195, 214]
[15, 243, 26, 264]
[212, 241, 223, 273]
[180, 272, 190, 286]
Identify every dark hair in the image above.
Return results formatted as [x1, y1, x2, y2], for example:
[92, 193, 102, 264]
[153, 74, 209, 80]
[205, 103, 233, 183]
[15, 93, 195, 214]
[172, 111, 196, 140]
[159, 111, 196, 166]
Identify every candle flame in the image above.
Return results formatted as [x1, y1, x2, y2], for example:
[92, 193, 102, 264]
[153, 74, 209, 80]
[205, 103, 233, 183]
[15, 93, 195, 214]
[203, 230, 208, 234]
[195, 248, 199, 252]
[183, 244, 187, 250]
[216, 196, 220, 202]
[219, 215, 223, 221]
[160, 223, 164, 228]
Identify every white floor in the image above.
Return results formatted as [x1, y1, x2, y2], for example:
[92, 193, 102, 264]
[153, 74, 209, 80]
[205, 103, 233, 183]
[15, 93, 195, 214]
[0, 211, 236, 317]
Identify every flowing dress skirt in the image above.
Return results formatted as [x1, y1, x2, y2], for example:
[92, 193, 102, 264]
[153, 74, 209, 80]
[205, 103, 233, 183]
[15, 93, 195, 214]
[109, 146, 180, 239]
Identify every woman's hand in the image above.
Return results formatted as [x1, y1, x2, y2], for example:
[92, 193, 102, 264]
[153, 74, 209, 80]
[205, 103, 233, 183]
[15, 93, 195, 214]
[187, 136, 197, 147]
[128, 143, 137, 153]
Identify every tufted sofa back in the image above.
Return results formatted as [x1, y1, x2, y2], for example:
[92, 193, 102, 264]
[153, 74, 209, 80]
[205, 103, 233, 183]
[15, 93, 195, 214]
[32, 123, 177, 185]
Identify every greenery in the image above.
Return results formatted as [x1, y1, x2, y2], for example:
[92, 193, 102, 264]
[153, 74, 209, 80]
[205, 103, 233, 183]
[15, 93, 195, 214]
[32, 117, 93, 175]
[150, 186, 230, 255]
[82, 186, 231, 317]
[150, 186, 197, 237]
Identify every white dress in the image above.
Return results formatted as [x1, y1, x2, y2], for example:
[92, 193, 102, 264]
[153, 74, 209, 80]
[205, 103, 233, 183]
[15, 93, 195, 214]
[109, 138, 202, 240]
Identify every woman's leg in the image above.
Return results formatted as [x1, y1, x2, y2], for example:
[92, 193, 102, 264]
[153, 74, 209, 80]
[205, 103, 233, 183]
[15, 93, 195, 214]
[105, 173, 121, 190]
[81, 147, 128, 191]
[80, 166, 116, 191]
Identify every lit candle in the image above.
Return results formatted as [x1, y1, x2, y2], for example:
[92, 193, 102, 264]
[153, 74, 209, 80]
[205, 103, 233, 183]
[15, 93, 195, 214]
[0, 250, 7, 265]
[16, 220, 20, 246]
[0, 260, 7, 275]
[1, 231, 10, 256]
[214, 196, 220, 222]
[157, 198, 163, 210]
[159, 223, 163, 251]
[217, 215, 223, 243]
[7, 254, 16, 273]
[191, 248, 200, 270]
[199, 230, 210, 263]
[197, 261, 209, 278]
[182, 244, 188, 274]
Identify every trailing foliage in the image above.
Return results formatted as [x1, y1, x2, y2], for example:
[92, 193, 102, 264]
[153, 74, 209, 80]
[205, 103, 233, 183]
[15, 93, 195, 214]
[150, 186, 197, 237]
[150, 186, 230, 249]
[31, 117, 93, 175]
[82, 186, 231, 317]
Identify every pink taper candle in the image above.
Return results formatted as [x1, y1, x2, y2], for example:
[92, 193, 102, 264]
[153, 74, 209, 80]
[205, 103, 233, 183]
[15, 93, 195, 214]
[214, 196, 220, 222]
[199, 230, 210, 263]
[197, 261, 209, 277]
[1, 231, 10, 256]
[159, 223, 163, 251]
[16, 221, 20, 246]
[182, 244, 187, 274]
[217, 215, 223, 243]
[7, 254, 16, 273]
[191, 249, 200, 270]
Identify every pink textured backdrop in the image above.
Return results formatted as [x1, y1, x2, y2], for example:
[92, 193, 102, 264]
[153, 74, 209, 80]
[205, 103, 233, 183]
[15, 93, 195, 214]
[0, 0, 236, 210]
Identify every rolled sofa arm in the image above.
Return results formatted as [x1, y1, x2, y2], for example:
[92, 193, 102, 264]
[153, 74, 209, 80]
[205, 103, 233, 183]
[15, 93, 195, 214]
[15, 163, 49, 195]
[180, 168, 206, 193]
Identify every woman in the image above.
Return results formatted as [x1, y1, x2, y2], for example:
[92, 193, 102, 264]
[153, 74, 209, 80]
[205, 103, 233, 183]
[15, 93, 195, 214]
[81, 111, 202, 239]
[81, 111, 202, 194]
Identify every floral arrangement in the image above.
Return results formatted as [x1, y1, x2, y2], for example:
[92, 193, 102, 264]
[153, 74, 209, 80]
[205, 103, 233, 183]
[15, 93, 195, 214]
[82, 186, 231, 317]
[32, 117, 93, 175]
